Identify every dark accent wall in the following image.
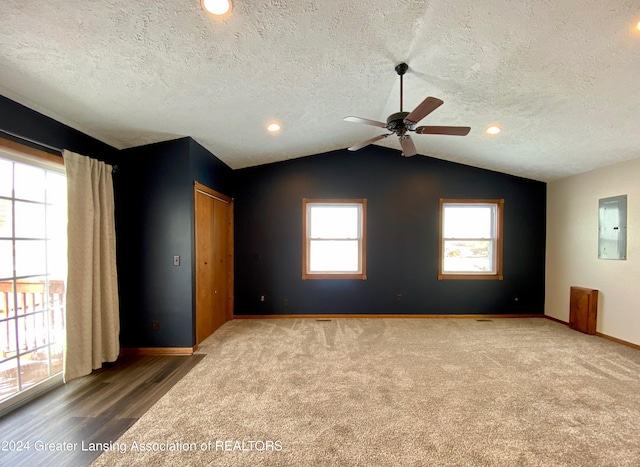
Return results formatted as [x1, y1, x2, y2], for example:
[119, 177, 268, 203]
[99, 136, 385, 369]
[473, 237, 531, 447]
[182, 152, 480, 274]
[116, 137, 234, 348]
[0, 95, 118, 163]
[2, 93, 547, 339]
[234, 146, 546, 315]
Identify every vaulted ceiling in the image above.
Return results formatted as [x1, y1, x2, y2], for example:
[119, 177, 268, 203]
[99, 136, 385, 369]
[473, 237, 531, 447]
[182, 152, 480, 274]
[1, 0, 639, 181]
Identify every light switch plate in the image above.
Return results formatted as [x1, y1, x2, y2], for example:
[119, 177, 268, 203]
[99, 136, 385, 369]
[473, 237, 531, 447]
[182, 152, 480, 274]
[173, 255, 180, 266]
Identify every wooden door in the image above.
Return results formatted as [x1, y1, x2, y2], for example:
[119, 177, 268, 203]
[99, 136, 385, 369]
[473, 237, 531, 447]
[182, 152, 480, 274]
[194, 182, 233, 345]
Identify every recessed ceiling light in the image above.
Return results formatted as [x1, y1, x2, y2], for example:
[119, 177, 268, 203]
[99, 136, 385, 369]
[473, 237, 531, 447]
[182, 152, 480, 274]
[202, 0, 232, 16]
[485, 125, 502, 135]
[267, 123, 281, 132]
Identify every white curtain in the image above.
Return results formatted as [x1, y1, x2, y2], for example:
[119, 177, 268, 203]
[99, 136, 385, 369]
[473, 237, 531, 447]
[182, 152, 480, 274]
[63, 150, 120, 382]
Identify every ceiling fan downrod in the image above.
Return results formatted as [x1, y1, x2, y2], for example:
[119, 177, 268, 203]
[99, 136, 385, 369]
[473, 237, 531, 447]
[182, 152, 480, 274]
[395, 62, 408, 112]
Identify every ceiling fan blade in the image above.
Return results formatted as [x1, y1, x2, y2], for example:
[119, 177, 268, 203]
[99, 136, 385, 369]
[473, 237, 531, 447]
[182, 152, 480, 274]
[404, 97, 444, 125]
[344, 116, 387, 128]
[399, 136, 417, 157]
[415, 126, 471, 136]
[348, 134, 389, 151]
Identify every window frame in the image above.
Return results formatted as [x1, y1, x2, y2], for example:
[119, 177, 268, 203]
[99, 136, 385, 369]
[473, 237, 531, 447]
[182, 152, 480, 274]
[302, 198, 367, 280]
[438, 198, 504, 281]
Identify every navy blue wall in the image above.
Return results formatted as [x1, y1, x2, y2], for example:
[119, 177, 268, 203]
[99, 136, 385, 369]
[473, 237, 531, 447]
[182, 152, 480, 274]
[2, 93, 548, 344]
[189, 139, 235, 196]
[234, 146, 546, 315]
[0, 95, 118, 163]
[116, 137, 234, 348]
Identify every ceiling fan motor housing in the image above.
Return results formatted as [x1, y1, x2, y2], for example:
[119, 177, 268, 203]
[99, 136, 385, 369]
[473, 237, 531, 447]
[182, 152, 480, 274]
[387, 111, 411, 134]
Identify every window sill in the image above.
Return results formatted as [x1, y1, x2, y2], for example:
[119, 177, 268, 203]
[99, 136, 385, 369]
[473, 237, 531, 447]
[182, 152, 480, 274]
[302, 273, 367, 280]
[438, 274, 503, 281]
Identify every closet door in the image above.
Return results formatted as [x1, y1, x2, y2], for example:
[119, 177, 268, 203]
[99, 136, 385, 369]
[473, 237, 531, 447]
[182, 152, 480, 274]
[212, 196, 230, 331]
[194, 182, 233, 345]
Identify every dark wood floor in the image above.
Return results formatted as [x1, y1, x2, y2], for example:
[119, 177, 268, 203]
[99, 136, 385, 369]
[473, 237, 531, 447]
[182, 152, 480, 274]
[0, 354, 204, 467]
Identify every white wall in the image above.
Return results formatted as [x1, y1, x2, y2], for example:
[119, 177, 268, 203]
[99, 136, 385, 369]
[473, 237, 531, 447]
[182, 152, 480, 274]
[546, 156, 640, 345]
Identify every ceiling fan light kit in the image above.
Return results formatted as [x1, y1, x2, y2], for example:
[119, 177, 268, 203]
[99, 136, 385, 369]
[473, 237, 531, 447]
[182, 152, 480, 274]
[344, 63, 471, 157]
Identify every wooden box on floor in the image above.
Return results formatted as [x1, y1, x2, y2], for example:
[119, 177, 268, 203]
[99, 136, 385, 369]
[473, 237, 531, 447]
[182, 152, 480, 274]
[569, 286, 598, 335]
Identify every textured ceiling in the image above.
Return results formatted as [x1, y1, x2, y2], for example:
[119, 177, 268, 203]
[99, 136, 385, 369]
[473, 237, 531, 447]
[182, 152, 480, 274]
[1, 0, 639, 181]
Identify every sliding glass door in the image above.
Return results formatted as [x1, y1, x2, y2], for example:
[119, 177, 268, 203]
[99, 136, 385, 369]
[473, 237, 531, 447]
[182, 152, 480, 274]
[0, 154, 66, 406]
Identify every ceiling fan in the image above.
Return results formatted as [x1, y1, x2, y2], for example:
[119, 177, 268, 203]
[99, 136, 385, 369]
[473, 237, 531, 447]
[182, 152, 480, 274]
[344, 63, 471, 157]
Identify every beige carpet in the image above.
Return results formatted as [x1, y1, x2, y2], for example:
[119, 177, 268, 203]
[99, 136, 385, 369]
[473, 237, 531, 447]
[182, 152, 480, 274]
[93, 318, 640, 466]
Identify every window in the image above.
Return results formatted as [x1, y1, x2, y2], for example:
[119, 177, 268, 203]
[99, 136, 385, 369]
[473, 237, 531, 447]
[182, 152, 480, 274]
[302, 199, 366, 280]
[439, 199, 503, 280]
[0, 147, 67, 411]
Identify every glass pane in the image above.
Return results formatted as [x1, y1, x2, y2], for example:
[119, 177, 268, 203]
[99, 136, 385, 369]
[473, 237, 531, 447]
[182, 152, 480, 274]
[15, 240, 46, 277]
[309, 240, 359, 272]
[16, 278, 48, 314]
[46, 202, 67, 242]
[14, 201, 46, 239]
[51, 342, 63, 375]
[1, 283, 15, 322]
[0, 280, 14, 319]
[0, 198, 12, 238]
[0, 159, 13, 197]
[48, 304, 65, 345]
[310, 205, 359, 239]
[443, 205, 494, 239]
[14, 163, 45, 202]
[46, 172, 67, 206]
[0, 240, 13, 279]
[20, 350, 50, 391]
[0, 357, 18, 401]
[47, 239, 67, 280]
[443, 240, 493, 273]
[1, 316, 17, 358]
[18, 314, 48, 351]
[1, 315, 17, 356]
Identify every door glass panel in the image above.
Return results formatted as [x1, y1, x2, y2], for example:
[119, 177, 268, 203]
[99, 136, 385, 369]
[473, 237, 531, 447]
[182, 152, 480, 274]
[0, 160, 12, 197]
[19, 350, 50, 390]
[0, 280, 14, 319]
[14, 201, 46, 239]
[15, 240, 46, 277]
[0, 155, 66, 409]
[50, 343, 63, 375]
[1, 317, 18, 359]
[0, 241, 13, 279]
[46, 172, 66, 206]
[14, 163, 45, 202]
[0, 198, 12, 238]
[0, 356, 18, 400]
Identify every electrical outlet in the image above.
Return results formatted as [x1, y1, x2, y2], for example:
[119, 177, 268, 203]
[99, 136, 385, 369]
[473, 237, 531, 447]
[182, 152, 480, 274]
[260, 294, 265, 302]
[284, 299, 289, 308]
[152, 320, 160, 332]
[396, 294, 402, 302]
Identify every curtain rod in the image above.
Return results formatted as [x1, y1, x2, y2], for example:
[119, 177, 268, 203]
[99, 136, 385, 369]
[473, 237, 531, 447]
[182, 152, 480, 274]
[0, 128, 63, 154]
[0, 128, 119, 173]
